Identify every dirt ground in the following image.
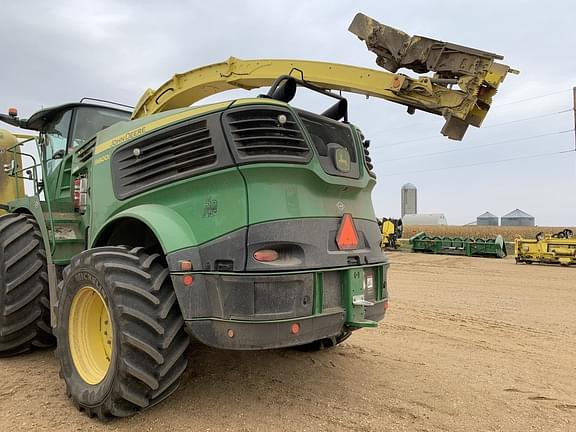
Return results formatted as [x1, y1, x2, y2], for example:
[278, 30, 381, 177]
[1, 253, 575, 432]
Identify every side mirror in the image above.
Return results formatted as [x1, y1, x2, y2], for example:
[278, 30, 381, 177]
[52, 149, 65, 160]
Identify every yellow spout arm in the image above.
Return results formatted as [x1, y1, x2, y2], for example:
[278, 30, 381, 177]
[132, 56, 513, 140]
[132, 15, 516, 140]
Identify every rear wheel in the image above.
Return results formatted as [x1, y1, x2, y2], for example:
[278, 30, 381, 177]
[55, 246, 190, 419]
[0, 213, 54, 357]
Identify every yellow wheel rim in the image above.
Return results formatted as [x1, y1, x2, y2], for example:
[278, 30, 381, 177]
[68, 287, 113, 385]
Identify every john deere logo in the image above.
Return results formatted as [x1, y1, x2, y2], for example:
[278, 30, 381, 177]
[334, 148, 351, 173]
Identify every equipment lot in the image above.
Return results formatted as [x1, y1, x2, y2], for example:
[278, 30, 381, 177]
[1, 252, 574, 431]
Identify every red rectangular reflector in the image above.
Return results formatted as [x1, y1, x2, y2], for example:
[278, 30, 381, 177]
[336, 213, 359, 250]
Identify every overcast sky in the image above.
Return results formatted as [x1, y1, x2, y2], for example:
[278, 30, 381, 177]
[1, 1, 575, 226]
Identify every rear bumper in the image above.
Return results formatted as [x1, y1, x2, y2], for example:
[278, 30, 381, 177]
[183, 300, 387, 350]
[171, 264, 389, 350]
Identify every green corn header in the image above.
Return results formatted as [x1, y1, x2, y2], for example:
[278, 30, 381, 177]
[409, 232, 507, 258]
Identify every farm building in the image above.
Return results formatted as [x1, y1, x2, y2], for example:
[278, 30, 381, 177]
[403, 213, 448, 225]
[477, 211, 499, 226]
[501, 208, 535, 226]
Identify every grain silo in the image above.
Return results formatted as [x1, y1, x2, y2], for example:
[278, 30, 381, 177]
[477, 211, 499, 226]
[501, 209, 535, 226]
[401, 183, 417, 217]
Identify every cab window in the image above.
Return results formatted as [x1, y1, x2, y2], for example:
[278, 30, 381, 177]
[45, 110, 72, 174]
[69, 107, 130, 150]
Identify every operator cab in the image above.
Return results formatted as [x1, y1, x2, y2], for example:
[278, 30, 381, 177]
[25, 103, 130, 173]
[0, 102, 130, 173]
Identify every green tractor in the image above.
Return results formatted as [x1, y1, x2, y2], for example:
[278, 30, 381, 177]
[0, 14, 515, 419]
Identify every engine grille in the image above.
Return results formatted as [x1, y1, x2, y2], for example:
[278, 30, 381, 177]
[225, 108, 310, 163]
[112, 119, 217, 199]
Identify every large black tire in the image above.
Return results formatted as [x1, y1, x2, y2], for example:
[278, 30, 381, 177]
[55, 246, 190, 419]
[0, 213, 54, 357]
[294, 330, 352, 352]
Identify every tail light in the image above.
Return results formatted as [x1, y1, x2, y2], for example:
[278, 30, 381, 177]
[73, 176, 88, 214]
[290, 323, 301, 335]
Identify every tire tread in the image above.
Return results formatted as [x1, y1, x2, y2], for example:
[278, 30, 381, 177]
[55, 246, 189, 419]
[0, 213, 54, 357]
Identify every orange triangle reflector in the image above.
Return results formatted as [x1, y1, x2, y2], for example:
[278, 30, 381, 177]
[336, 213, 359, 250]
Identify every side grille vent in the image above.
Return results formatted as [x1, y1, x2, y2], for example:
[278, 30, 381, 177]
[226, 108, 310, 162]
[76, 138, 96, 163]
[112, 119, 217, 199]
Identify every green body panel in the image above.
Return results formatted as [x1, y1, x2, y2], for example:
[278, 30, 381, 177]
[312, 273, 323, 315]
[94, 205, 197, 253]
[238, 164, 376, 224]
[86, 103, 247, 252]
[89, 166, 247, 251]
[45, 153, 75, 208]
[85, 99, 376, 254]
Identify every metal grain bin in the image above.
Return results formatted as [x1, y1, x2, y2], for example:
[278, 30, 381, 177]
[477, 211, 499, 226]
[501, 209, 535, 226]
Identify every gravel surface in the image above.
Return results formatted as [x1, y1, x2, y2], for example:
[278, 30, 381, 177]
[1, 253, 574, 431]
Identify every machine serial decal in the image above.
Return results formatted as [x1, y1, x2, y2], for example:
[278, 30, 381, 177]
[202, 198, 218, 217]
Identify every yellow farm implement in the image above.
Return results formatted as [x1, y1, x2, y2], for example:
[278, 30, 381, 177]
[0, 128, 26, 213]
[515, 229, 576, 266]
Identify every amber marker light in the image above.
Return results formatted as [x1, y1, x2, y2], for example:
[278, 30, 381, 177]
[253, 249, 279, 262]
[179, 260, 193, 271]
